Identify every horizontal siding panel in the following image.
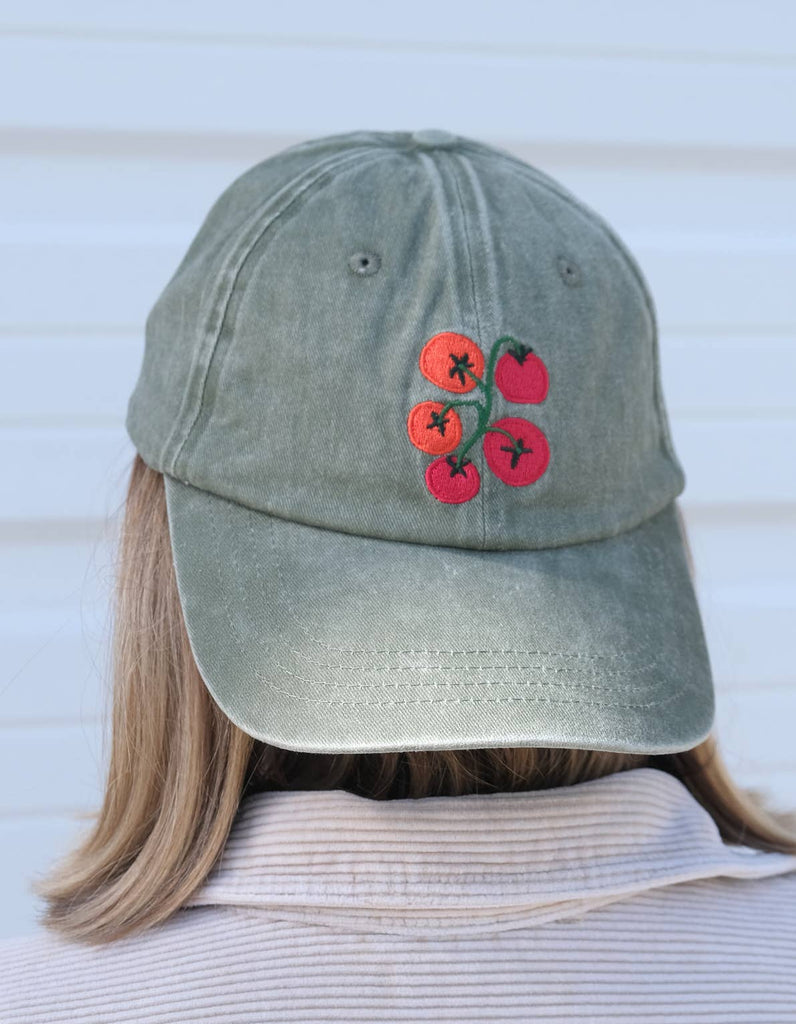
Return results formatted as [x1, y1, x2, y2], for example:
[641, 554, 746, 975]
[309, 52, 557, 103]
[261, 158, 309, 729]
[0, 336, 142, 424]
[0, 815, 95, 940]
[0, 429, 133, 520]
[660, 336, 796, 417]
[2, 238, 795, 332]
[0, 156, 246, 225]
[0, 239, 170, 330]
[1, 521, 793, 723]
[638, 246, 796, 331]
[725, 767, 796, 818]
[5, 132, 796, 172]
[0, 724, 105, 815]
[0, 618, 108, 723]
[3, 2, 796, 61]
[3, 333, 793, 424]
[668, 418, 796, 504]
[5, 512, 789, 605]
[2, 601, 794, 725]
[0, 536, 115, 609]
[1, 421, 795, 520]
[699, 594, 796, 691]
[4, 159, 796, 238]
[717, 688, 796, 775]
[556, 169, 796, 237]
[2, 562, 794, 724]
[683, 509, 796, 586]
[2, 38, 795, 148]
[2, 693, 795, 816]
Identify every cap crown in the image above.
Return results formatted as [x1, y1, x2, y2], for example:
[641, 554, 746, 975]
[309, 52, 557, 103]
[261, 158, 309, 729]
[126, 129, 685, 551]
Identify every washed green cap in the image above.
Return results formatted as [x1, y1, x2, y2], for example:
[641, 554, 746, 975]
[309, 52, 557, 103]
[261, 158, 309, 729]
[126, 128, 715, 756]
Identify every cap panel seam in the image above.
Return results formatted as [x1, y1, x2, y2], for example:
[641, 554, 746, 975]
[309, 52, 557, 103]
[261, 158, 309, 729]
[454, 152, 508, 550]
[163, 147, 393, 479]
[462, 144, 657, 313]
[444, 154, 488, 549]
[412, 150, 487, 541]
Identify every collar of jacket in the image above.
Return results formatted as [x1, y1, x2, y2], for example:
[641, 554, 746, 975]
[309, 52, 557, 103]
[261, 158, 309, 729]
[183, 766, 796, 935]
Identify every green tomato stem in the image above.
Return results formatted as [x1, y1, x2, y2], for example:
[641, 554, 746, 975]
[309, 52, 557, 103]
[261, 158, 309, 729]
[484, 425, 519, 445]
[438, 398, 484, 418]
[460, 365, 487, 390]
[454, 335, 517, 463]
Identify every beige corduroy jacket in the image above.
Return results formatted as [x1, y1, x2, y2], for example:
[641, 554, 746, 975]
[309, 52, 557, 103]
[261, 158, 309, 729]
[2, 766, 796, 1023]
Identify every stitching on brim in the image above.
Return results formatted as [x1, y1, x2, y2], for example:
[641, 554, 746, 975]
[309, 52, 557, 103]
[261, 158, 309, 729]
[263, 500, 671, 664]
[203, 501, 684, 710]
[281, 650, 662, 678]
[300, 644, 631, 659]
[270, 660, 663, 696]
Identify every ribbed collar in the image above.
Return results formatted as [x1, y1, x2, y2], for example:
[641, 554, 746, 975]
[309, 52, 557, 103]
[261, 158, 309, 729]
[184, 767, 796, 935]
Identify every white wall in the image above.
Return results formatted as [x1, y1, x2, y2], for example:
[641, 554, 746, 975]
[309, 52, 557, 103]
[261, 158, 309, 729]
[1, 1, 795, 939]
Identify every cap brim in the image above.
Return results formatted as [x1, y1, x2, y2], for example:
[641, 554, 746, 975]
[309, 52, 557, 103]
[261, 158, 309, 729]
[163, 475, 714, 756]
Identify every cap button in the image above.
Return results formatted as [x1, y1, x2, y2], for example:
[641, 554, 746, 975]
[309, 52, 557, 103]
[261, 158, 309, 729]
[410, 129, 459, 149]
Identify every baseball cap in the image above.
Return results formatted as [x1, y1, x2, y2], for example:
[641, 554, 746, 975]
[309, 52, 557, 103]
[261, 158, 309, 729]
[125, 127, 715, 756]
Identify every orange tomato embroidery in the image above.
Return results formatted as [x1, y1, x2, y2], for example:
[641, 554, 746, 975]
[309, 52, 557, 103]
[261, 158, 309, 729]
[419, 332, 485, 393]
[407, 400, 463, 455]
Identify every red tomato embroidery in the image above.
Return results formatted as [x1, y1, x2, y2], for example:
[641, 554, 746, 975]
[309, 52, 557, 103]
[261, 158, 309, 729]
[425, 455, 481, 504]
[494, 344, 549, 404]
[409, 333, 550, 504]
[407, 401, 463, 455]
[419, 332, 485, 393]
[483, 417, 549, 486]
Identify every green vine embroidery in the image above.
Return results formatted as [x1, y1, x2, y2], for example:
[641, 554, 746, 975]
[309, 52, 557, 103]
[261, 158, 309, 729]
[436, 335, 525, 468]
[408, 331, 551, 504]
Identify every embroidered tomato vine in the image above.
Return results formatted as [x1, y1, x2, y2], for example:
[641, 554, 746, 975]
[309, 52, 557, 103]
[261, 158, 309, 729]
[407, 332, 550, 504]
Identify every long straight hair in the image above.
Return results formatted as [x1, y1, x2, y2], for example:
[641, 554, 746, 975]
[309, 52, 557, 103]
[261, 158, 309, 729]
[32, 454, 796, 946]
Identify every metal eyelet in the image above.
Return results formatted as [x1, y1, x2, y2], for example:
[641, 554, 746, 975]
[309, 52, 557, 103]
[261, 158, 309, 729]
[556, 255, 582, 287]
[348, 251, 381, 276]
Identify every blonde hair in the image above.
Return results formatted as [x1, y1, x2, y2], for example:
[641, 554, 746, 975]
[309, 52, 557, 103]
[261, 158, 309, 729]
[32, 454, 796, 946]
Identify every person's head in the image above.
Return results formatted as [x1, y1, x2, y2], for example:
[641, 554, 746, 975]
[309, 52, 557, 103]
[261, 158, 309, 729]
[32, 131, 796, 946]
[32, 454, 796, 947]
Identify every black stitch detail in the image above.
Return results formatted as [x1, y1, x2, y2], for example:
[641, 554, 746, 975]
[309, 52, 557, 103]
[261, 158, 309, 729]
[499, 438, 533, 469]
[445, 454, 471, 477]
[448, 351, 476, 386]
[426, 409, 450, 435]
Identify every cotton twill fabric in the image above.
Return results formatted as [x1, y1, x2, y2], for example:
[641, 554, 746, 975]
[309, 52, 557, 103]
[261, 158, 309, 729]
[163, 473, 714, 755]
[3, 768, 796, 1023]
[126, 131, 685, 552]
